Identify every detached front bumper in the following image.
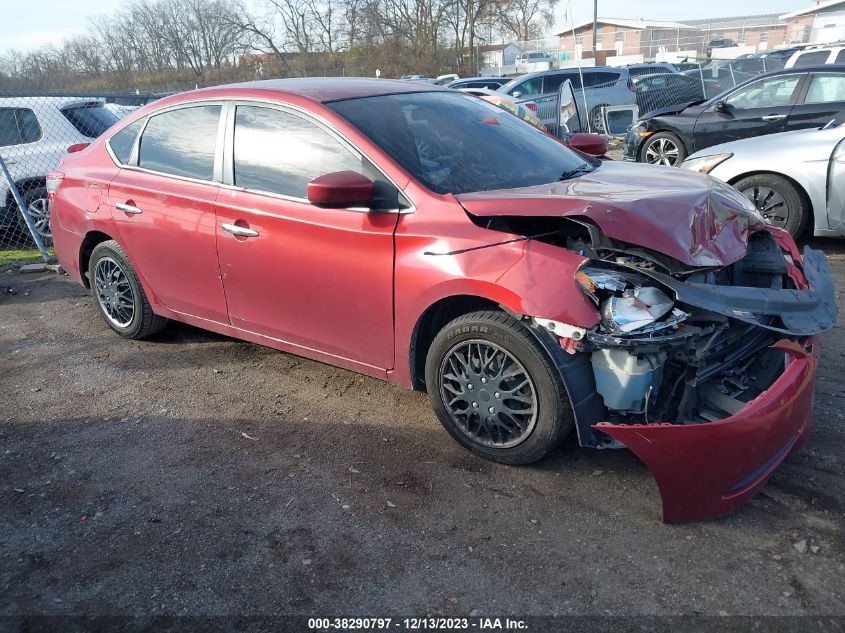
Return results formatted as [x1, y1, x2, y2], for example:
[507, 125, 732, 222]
[596, 338, 819, 523]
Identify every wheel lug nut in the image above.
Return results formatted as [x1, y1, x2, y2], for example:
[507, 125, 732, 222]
[472, 402, 479, 408]
[467, 384, 474, 390]
[480, 377, 487, 384]
[494, 392, 500, 398]
[488, 406, 495, 414]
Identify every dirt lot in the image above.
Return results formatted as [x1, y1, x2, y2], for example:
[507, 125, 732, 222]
[1, 238, 844, 620]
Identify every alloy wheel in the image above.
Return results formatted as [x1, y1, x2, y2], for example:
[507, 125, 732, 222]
[644, 137, 680, 166]
[94, 256, 135, 328]
[27, 197, 51, 238]
[438, 340, 538, 449]
[742, 186, 789, 229]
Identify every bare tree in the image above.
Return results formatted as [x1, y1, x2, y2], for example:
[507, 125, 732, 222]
[496, 0, 556, 42]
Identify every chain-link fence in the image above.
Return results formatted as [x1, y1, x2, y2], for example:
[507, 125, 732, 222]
[0, 92, 159, 257]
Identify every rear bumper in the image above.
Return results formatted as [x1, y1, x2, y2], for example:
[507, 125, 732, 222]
[596, 338, 819, 523]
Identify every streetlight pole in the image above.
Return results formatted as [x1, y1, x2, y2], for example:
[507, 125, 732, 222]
[592, 0, 598, 55]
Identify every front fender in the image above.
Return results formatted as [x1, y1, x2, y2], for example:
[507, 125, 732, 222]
[392, 233, 600, 388]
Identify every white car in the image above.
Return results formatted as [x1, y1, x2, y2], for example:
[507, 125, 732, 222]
[681, 122, 845, 237]
[785, 45, 845, 68]
[0, 97, 119, 244]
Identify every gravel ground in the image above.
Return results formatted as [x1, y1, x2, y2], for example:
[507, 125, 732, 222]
[1, 238, 843, 620]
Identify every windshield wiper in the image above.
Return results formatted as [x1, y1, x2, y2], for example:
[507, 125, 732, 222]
[558, 163, 594, 181]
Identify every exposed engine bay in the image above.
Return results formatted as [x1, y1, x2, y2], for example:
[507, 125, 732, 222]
[472, 214, 837, 447]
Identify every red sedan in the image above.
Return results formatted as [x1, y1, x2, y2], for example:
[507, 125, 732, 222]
[48, 79, 837, 522]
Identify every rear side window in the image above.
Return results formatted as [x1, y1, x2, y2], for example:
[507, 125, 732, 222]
[793, 51, 830, 67]
[804, 74, 845, 104]
[108, 119, 145, 164]
[233, 105, 362, 198]
[583, 71, 621, 87]
[138, 105, 221, 180]
[836, 50, 845, 64]
[61, 104, 119, 138]
[0, 108, 41, 146]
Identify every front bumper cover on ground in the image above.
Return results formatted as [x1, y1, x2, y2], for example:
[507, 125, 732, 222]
[596, 339, 819, 523]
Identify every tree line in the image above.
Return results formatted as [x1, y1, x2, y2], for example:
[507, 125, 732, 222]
[0, 0, 557, 92]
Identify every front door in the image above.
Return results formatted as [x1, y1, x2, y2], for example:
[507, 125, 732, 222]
[107, 104, 229, 323]
[214, 103, 398, 371]
[693, 73, 803, 151]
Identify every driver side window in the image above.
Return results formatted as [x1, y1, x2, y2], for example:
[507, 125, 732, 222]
[233, 105, 363, 199]
[725, 75, 801, 109]
[511, 77, 543, 97]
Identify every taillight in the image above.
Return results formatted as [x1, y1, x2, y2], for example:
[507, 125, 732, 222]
[67, 143, 90, 153]
[628, 81, 637, 92]
[525, 102, 537, 112]
[46, 172, 64, 200]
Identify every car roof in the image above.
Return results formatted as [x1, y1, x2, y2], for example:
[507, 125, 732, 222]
[504, 66, 628, 82]
[450, 76, 506, 82]
[182, 77, 450, 104]
[632, 72, 685, 81]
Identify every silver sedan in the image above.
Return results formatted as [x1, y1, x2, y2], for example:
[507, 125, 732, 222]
[681, 123, 845, 238]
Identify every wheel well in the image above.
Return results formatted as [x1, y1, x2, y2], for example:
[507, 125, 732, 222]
[727, 171, 815, 233]
[79, 231, 113, 288]
[4, 177, 47, 209]
[409, 295, 500, 391]
[638, 131, 685, 161]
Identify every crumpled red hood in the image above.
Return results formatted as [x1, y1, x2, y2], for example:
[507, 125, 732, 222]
[455, 162, 763, 267]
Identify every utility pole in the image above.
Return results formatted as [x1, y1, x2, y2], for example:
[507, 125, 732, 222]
[592, 0, 598, 54]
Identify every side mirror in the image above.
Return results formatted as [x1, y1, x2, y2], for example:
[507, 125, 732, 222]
[307, 171, 374, 208]
[512, 90, 523, 99]
[567, 132, 609, 158]
[714, 100, 728, 113]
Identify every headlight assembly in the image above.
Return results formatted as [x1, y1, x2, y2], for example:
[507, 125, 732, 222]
[577, 266, 688, 336]
[680, 152, 733, 175]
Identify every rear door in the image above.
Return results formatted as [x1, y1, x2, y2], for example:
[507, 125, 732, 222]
[692, 73, 804, 151]
[787, 72, 845, 130]
[107, 103, 229, 323]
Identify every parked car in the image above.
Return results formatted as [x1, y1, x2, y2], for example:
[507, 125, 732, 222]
[625, 66, 845, 166]
[785, 45, 845, 68]
[49, 78, 836, 523]
[515, 51, 551, 74]
[706, 38, 738, 58]
[498, 67, 636, 133]
[448, 76, 508, 90]
[681, 122, 845, 237]
[681, 64, 757, 98]
[624, 62, 680, 78]
[632, 73, 706, 116]
[0, 97, 118, 244]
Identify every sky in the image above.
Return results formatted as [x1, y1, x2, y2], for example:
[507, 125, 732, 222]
[0, 0, 813, 53]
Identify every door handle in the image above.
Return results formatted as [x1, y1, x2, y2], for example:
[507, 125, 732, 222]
[761, 114, 787, 121]
[221, 223, 259, 238]
[116, 202, 143, 214]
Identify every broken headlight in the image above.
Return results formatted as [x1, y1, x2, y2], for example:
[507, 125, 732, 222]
[577, 266, 688, 336]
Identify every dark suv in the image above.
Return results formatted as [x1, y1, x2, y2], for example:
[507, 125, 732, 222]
[498, 67, 635, 133]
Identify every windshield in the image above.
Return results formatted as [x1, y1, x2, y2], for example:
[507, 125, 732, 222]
[328, 91, 595, 195]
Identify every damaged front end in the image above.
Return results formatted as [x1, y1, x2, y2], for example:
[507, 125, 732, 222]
[457, 169, 837, 522]
[554, 226, 835, 522]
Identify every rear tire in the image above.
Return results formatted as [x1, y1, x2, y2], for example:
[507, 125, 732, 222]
[424, 310, 574, 465]
[15, 185, 52, 246]
[89, 240, 168, 339]
[733, 173, 808, 237]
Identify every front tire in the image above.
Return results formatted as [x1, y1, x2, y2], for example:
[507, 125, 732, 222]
[424, 311, 574, 465]
[733, 173, 808, 237]
[641, 132, 686, 166]
[89, 240, 168, 339]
